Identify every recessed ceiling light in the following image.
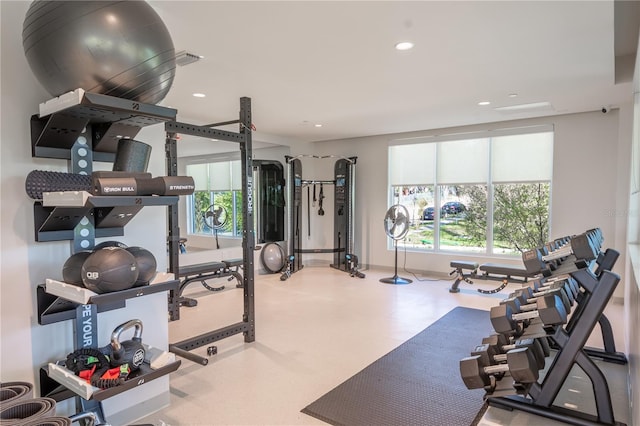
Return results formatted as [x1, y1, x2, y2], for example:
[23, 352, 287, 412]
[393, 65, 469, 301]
[478, 101, 491, 106]
[394, 41, 414, 51]
[192, 93, 206, 98]
[314, 124, 323, 128]
[508, 93, 518, 98]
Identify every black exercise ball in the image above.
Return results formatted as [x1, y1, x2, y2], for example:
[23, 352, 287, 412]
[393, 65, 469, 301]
[126, 246, 157, 287]
[22, 1, 175, 105]
[94, 240, 128, 250]
[81, 247, 139, 294]
[62, 251, 93, 286]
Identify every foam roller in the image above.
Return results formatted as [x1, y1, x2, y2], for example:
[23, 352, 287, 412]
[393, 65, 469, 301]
[25, 170, 92, 200]
[93, 176, 195, 196]
[113, 139, 152, 173]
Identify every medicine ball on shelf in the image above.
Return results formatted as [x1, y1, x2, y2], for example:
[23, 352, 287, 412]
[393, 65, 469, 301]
[125, 246, 157, 287]
[61, 251, 93, 287]
[81, 247, 138, 294]
[22, 0, 176, 105]
[94, 241, 128, 250]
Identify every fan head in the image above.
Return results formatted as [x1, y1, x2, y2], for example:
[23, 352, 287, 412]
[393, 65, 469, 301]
[203, 204, 228, 230]
[384, 204, 410, 240]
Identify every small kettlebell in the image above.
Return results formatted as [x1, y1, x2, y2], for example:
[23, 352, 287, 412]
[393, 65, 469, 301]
[109, 319, 145, 371]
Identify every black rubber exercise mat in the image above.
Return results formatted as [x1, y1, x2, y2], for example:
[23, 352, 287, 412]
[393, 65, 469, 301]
[302, 307, 492, 426]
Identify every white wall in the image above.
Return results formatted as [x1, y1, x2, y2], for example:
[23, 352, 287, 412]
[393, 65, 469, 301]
[624, 36, 640, 426]
[1, 2, 170, 421]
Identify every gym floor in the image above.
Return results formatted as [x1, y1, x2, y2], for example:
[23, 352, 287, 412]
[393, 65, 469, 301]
[140, 265, 629, 426]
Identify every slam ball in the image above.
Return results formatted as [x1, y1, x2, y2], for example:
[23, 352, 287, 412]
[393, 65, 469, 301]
[94, 240, 128, 250]
[22, 1, 176, 105]
[126, 246, 157, 287]
[82, 247, 139, 294]
[62, 251, 93, 286]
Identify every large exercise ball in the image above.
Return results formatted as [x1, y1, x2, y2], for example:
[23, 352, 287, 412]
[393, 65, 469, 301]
[22, 1, 175, 104]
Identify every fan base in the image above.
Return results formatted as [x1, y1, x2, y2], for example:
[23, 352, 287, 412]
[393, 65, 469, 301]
[380, 275, 412, 285]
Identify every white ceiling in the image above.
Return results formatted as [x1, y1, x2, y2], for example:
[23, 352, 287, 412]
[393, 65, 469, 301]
[150, 1, 639, 145]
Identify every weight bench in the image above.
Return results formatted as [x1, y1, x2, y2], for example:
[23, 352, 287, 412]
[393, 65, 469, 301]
[177, 259, 244, 307]
[449, 261, 478, 293]
[449, 261, 534, 294]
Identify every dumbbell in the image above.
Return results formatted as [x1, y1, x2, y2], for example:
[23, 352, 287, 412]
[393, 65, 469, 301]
[460, 346, 539, 390]
[482, 333, 551, 359]
[490, 294, 568, 336]
[510, 282, 574, 313]
[542, 232, 598, 263]
[473, 337, 546, 370]
[522, 248, 551, 276]
[525, 276, 579, 301]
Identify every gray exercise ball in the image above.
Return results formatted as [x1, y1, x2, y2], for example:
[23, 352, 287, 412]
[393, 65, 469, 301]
[261, 242, 286, 274]
[22, 1, 175, 105]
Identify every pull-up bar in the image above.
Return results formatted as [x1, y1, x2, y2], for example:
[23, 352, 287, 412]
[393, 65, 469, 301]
[285, 154, 357, 164]
[302, 179, 335, 185]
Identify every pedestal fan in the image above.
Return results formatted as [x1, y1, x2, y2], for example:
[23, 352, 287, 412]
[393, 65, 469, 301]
[380, 204, 413, 284]
[203, 204, 228, 249]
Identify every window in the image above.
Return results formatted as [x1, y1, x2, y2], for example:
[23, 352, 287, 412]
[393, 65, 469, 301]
[186, 161, 243, 237]
[388, 128, 553, 255]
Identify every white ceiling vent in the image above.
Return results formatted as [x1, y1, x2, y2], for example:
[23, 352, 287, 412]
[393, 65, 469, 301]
[494, 102, 554, 115]
[175, 51, 202, 67]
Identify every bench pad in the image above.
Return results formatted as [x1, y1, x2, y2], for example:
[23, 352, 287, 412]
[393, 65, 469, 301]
[178, 262, 226, 277]
[479, 263, 530, 277]
[450, 261, 479, 270]
[222, 258, 243, 267]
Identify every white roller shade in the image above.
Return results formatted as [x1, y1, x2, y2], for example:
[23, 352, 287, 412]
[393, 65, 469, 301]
[230, 160, 243, 190]
[389, 143, 436, 185]
[186, 163, 209, 191]
[491, 132, 553, 182]
[437, 138, 489, 184]
[207, 162, 231, 190]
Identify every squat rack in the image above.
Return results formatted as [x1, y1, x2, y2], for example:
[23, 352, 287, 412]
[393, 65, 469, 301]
[165, 97, 255, 365]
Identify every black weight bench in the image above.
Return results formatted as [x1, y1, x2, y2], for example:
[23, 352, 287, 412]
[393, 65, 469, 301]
[449, 261, 534, 294]
[177, 259, 244, 307]
[478, 263, 532, 281]
[449, 261, 479, 293]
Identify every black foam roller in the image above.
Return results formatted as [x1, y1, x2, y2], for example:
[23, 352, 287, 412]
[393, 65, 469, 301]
[25, 170, 92, 200]
[113, 139, 152, 172]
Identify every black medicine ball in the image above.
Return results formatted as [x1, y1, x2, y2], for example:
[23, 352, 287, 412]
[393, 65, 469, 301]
[62, 251, 93, 286]
[126, 246, 157, 287]
[94, 240, 128, 250]
[81, 247, 138, 294]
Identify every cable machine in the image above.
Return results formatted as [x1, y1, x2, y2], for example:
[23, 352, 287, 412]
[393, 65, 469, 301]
[165, 97, 255, 365]
[283, 155, 364, 279]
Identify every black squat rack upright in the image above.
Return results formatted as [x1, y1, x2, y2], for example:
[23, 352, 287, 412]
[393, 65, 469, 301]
[166, 97, 255, 365]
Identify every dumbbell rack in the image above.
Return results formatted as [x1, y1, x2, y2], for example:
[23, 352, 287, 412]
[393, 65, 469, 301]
[486, 267, 626, 426]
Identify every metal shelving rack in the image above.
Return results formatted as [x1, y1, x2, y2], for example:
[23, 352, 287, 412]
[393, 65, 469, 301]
[29, 90, 182, 423]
